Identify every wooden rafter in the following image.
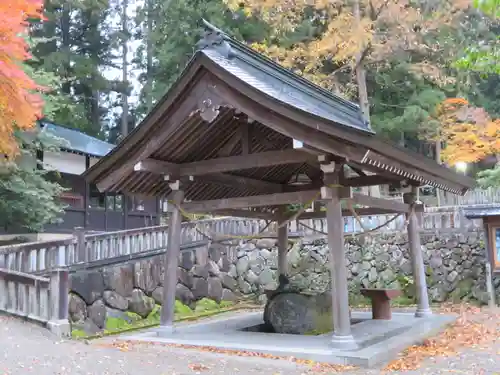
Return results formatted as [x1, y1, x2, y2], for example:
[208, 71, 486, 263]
[217, 130, 241, 157]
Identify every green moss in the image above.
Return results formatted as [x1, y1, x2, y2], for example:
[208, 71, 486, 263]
[147, 304, 161, 321]
[105, 317, 133, 331]
[71, 298, 248, 340]
[194, 298, 220, 313]
[219, 300, 234, 308]
[175, 300, 194, 317]
[71, 329, 87, 339]
[125, 311, 142, 321]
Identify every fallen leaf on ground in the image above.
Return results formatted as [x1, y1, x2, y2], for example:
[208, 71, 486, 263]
[384, 304, 500, 372]
[188, 363, 210, 371]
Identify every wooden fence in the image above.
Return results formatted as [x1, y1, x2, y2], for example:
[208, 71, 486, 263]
[0, 268, 69, 335]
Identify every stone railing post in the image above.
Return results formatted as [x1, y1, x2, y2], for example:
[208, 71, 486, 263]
[73, 227, 86, 263]
[47, 269, 71, 337]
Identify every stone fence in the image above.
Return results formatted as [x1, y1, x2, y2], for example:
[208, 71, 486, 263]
[68, 228, 494, 332]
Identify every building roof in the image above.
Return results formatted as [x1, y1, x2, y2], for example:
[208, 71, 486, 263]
[40, 121, 114, 157]
[83, 20, 475, 205]
[198, 21, 371, 134]
[463, 205, 500, 219]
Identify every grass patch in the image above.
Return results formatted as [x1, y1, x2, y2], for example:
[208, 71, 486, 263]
[71, 299, 247, 340]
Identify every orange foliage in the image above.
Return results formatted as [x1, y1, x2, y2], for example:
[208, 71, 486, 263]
[0, 0, 45, 159]
[438, 98, 500, 164]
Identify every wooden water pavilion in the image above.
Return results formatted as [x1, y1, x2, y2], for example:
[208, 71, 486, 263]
[84, 20, 475, 349]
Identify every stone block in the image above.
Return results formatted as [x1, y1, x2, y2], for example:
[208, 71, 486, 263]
[70, 271, 105, 305]
[176, 284, 195, 305]
[103, 290, 128, 311]
[192, 278, 209, 299]
[134, 260, 161, 294]
[220, 273, 237, 291]
[68, 293, 87, 323]
[208, 277, 223, 302]
[128, 289, 155, 318]
[88, 299, 107, 328]
[102, 265, 134, 298]
[177, 267, 194, 288]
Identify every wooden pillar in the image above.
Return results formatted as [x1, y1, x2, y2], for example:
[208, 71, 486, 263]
[404, 187, 432, 317]
[159, 181, 184, 335]
[277, 207, 288, 277]
[84, 155, 90, 228]
[322, 162, 357, 350]
[482, 219, 496, 307]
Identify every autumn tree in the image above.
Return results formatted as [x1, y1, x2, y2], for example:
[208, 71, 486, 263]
[0, 0, 45, 159]
[436, 98, 500, 164]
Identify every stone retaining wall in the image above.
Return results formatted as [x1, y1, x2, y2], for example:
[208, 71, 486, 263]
[69, 230, 495, 330]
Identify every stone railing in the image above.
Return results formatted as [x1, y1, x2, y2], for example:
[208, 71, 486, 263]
[0, 210, 483, 275]
[0, 268, 70, 336]
[0, 218, 272, 274]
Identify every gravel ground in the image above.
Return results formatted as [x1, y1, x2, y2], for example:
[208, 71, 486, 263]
[1, 311, 500, 375]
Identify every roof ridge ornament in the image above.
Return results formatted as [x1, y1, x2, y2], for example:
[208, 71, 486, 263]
[196, 19, 236, 59]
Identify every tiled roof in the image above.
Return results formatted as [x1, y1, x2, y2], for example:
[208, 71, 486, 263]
[40, 121, 114, 157]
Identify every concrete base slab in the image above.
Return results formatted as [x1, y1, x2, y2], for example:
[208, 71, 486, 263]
[119, 310, 456, 368]
[47, 319, 71, 337]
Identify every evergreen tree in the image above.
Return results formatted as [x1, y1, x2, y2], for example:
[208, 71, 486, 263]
[134, 0, 269, 117]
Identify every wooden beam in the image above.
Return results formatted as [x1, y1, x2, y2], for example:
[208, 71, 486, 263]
[196, 173, 283, 193]
[212, 209, 276, 220]
[182, 189, 319, 212]
[240, 122, 250, 155]
[135, 149, 317, 177]
[342, 175, 400, 188]
[298, 206, 424, 219]
[341, 190, 415, 213]
[182, 149, 316, 175]
[134, 159, 179, 176]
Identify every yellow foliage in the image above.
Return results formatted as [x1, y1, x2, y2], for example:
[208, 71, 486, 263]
[225, 0, 469, 98]
[437, 98, 500, 164]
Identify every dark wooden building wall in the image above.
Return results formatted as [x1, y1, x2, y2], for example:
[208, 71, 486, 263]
[44, 172, 161, 233]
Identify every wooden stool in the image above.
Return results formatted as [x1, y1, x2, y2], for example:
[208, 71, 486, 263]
[360, 288, 401, 320]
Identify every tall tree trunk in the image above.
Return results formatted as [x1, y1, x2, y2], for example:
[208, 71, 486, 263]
[145, 0, 154, 112]
[353, 0, 370, 126]
[353, 0, 379, 198]
[121, 0, 129, 137]
[61, 2, 71, 95]
[435, 138, 442, 206]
